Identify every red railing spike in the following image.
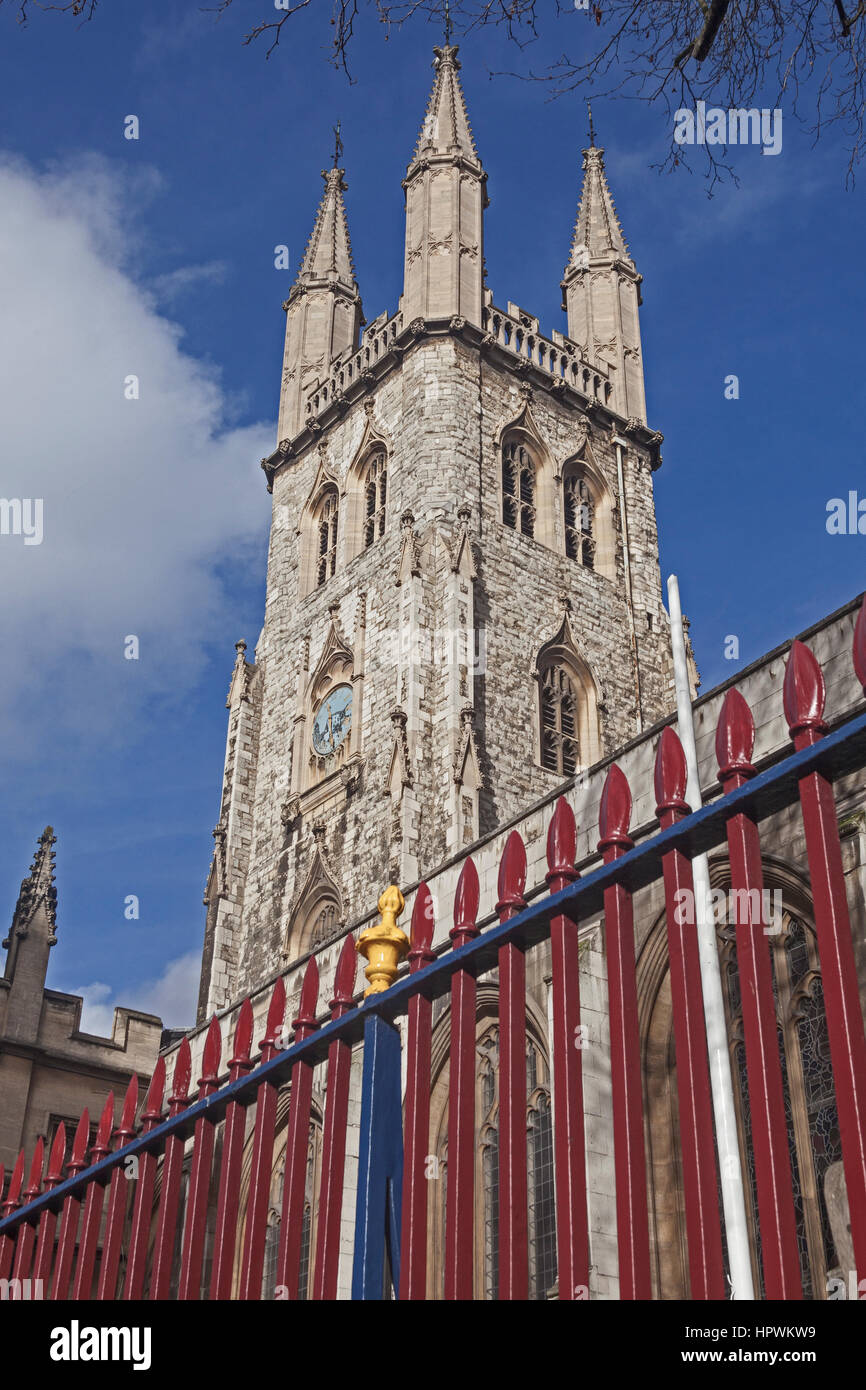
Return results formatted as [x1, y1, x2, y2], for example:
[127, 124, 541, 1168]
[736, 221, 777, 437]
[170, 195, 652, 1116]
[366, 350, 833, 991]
[6, 1150, 25, 1205]
[783, 638, 827, 736]
[70, 1109, 90, 1167]
[410, 883, 435, 956]
[497, 829, 527, 910]
[200, 1015, 223, 1086]
[546, 796, 576, 877]
[47, 1122, 67, 1183]
[854, 593, 866, 693]
[118, 1075, 139, 1136]
[452, 855, 480, 936]
[599, 763, 633, 845]
[333, 933, 358, 1004]
[716, 688, 756, 778]
[298, 955, 319, 1017]
[24, 1136, 44, 1201]
[231, 998, 254, 1065]
[142, 1056, 166, 1123]
[94, 1092, 115, 1154]
[653, 725, 689, 811]
[171, 1037, 193, 1104]
[264, 975, 287, 1046]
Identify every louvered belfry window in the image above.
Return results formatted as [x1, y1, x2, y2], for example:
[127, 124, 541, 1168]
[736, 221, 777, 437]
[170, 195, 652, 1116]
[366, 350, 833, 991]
[502, 440, 535, 538]
[363, 449, 387, 549]
[316, 490, 339, 588]
[540, 664, 580, 776]
[564, 471, 595, 569]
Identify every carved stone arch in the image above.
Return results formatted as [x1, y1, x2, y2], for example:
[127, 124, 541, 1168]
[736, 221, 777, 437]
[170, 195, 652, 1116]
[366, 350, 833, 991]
[495, 400, 556, 550]
[283, 843, 345, 961]
[560, 438, 617, 582]
[298, 454, 341, 600]
[638, 855, 838, 1301]
[344, 409, 392, 563]
[531, 608, 603, 775]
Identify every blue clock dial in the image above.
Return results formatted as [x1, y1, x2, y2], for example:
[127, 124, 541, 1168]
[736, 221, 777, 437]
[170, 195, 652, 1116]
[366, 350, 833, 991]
[312, 684, 353, 757]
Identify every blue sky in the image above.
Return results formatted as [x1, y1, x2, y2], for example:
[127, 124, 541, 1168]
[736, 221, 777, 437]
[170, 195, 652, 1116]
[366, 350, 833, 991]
[1, 1, 864, 1028]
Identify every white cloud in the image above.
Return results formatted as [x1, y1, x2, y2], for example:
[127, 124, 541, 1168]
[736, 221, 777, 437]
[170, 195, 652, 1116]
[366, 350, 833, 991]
[0, 154, 274, 754]
[73, 950, 201, 1034]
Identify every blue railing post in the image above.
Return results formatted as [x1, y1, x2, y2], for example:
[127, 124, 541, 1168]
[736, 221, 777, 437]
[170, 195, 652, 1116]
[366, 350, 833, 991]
[351, 1013, 403, 1299]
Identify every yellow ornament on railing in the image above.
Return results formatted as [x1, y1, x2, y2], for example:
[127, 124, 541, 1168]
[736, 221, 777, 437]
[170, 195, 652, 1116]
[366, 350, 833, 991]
[356, 885, 409, 996]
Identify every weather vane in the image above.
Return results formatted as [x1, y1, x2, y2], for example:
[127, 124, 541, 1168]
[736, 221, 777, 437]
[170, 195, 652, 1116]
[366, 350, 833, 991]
[332, 119, 343, 168]
[587, 101, 596, 148]
[444, 0, 453, 45]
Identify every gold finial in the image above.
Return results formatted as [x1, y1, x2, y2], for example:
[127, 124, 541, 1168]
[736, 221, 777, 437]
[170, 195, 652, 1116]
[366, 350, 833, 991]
[356, 885, 409, 995]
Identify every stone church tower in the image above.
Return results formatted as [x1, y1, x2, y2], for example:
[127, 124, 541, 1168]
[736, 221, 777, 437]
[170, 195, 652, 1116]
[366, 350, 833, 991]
[198, 46, 674, 1019]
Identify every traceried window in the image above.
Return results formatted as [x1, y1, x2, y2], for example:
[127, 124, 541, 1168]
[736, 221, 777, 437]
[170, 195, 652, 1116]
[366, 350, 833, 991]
[564, 470, 595, 569]
[309, 899, 338, 949]
[363, 449, 387, 549]
[540, 663, 580, 776]
[316, 490, 339, 589]
[260, 1121, 319, 1300]
[435, 1026, 556, 1300]
[718, 912, 840, 1298]
[502, 440, 535, 537]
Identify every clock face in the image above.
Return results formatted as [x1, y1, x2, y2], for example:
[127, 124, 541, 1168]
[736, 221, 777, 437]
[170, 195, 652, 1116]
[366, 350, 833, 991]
[312, 684, 353, 758]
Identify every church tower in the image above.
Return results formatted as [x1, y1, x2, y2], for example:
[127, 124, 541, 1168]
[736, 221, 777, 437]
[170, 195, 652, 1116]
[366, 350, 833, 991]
[198, 48, 673, 1019]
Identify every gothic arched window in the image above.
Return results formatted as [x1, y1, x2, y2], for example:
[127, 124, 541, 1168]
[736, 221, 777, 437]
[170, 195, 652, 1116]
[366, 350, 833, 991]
[563, 469, 595, 569]
[363, 449, 387, 549]
[719, 911, 840, 1298]
[309, 898, 338, 949]
[259, 1118, 321, 1300]
[540, 663, 580, 776]
[431, 1021, 556, 1299]
[316, 489, 339, 589]
[502, 440, 536, 538]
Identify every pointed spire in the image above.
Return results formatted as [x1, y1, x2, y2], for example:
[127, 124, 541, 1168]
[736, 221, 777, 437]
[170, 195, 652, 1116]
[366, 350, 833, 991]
[3, 827, 57, 947]
[561, 124, 647, 422]
[567, 139, 630, 268]
[292, 166, 358, 292]
[278, 149, 364, 444]
[402, 45, 486, 328]
[409, 45, 480, 169]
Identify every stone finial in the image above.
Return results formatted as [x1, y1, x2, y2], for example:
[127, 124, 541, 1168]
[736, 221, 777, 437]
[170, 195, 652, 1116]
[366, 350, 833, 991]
[356, 885, 409, 995]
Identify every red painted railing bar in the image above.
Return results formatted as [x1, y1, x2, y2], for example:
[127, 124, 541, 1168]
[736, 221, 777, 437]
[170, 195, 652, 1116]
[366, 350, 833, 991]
[0, 1152, 23, 1281]
[209, 1000, 254, 1299]
[123, 1058, 166, 1299]
[149, 1039, 193, 1299]
[96, 1077, 140, 1299]
[51, 1112, 90, 1299]
[313, 936, 359, 1300]
[598, 767, 652, 1299]
[785, 637, 866, 1281]
[33, 1125, 67, 1291]
[654, 728, 726, 1300]
[547, 796, 590, 1301]
[275, 958, 321, 1299]
[238, 977, 286, 1300]
[71, 1093, 115, 1299]
[496, 830, 529, 1300]
[11, 1137, 44, 1282]
[178, 1017, 223, 1299]
[398, 887, 436, 1301]
[444, 856, 480, 1300]
[717, 689, 802, 1298]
